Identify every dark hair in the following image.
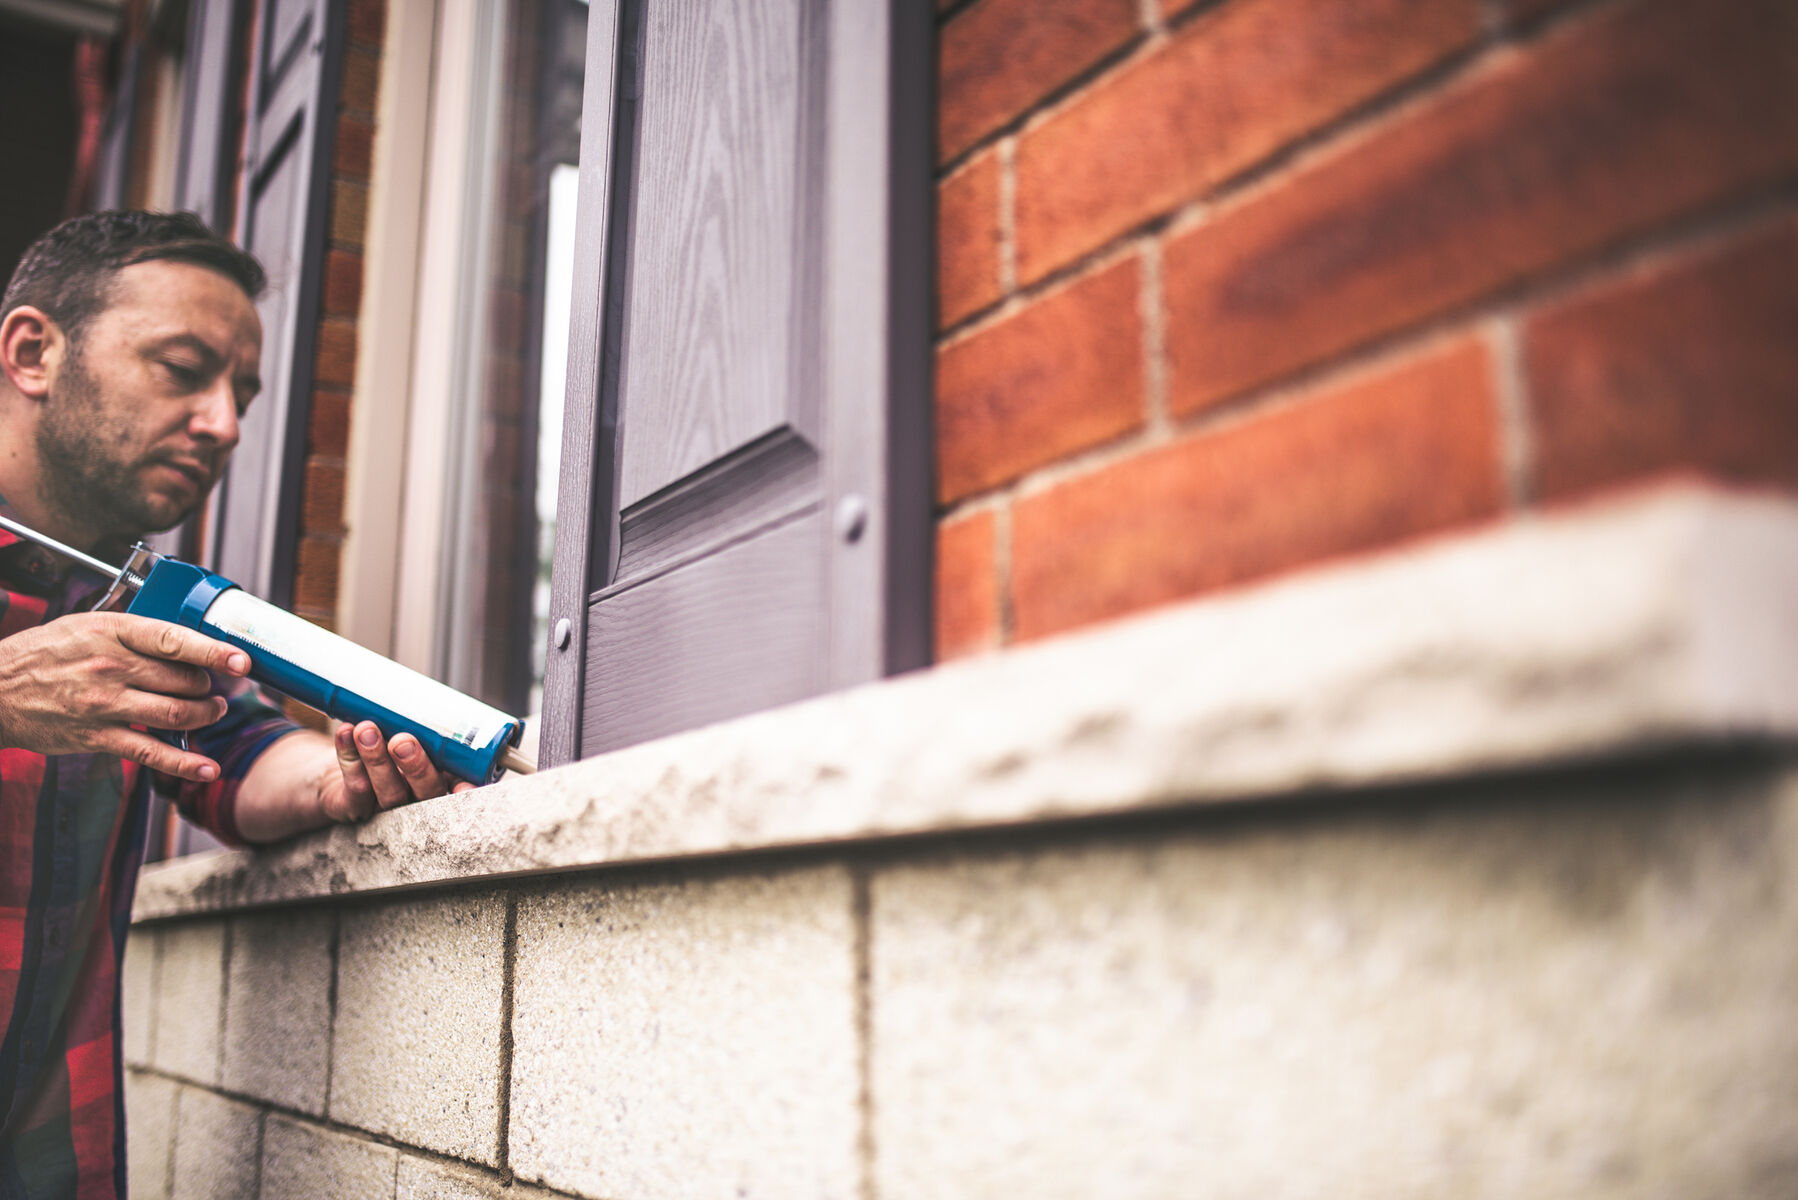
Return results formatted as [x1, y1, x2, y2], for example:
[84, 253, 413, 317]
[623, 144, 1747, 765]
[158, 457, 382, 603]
[1, 210, 266, 347]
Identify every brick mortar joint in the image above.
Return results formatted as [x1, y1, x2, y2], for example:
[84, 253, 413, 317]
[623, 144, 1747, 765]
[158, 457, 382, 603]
[321, 909, 341, 1116]
[852, 868, 876, 1200]
[213, 921, 231, 1090]
[1488, 316, 1536, 511]
[993, 500, 1016, 646]
[997, 137, 1018, 299]
[1140, 240, 1170, 438]
[496, 894, 519, 1173]
[251, 1108, 268, 1199]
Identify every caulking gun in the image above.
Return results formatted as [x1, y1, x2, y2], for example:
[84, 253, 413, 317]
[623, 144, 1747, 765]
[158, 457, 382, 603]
[0, 513, 535, 786]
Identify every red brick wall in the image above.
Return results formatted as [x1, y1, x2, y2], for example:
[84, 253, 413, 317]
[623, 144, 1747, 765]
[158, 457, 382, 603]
[288, 0, 383, 641]
[933, 0, 1798, 658]
[275, 0, 381, 727]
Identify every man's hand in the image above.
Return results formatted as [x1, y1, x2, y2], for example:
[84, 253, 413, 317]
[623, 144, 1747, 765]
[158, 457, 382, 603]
[322, 720, 475, 823]
[0, 612, 247, 781]
[232, 721, 476, 842]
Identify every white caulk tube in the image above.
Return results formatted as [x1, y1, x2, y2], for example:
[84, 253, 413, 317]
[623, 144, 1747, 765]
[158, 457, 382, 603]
[0, 515, 533, 787]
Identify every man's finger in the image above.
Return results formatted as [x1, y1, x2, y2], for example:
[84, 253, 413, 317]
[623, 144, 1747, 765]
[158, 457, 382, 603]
[109, 730, 220, 783]
[388, 732, 452, 801]
[332, 723, 376, 822]
[109, 614, 250, 676]
[351, 722, 414, 810]
[127, 659, 215, 698]
[121, 691, 228, 732]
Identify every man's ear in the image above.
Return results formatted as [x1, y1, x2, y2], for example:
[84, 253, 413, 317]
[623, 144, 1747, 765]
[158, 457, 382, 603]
[0, 306, 64, 402]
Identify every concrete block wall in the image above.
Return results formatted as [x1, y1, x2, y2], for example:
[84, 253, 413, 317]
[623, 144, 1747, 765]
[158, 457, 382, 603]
[121, 490, 1798, 1197]
[869, 760, 1798, 1198]
[123, 755, 1798, 1199]
[931, 0, 1798, 657]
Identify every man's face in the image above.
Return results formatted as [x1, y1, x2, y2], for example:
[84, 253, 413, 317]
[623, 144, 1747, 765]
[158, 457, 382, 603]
[35, 260, 262, 540]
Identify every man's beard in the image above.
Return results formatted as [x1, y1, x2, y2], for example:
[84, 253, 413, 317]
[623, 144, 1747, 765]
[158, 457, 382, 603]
[35, 351, 211, 541]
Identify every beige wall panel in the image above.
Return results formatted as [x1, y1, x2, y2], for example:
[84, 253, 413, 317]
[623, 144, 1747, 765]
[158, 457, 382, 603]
[260, 1115, 397, 1200]
[223, 908, 335, 1114]
[509, 866, 859, 1199]
[170, 1088, 262, 1200]
[121, 928, 158, 1069]
[871, 763, 1798, 1199]
[329, 891, 508, 1163]
[149, 922, 226, 1084]
[124, 1070, 178, 1200]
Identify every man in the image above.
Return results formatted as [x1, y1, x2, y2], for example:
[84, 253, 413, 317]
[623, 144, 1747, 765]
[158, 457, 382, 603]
[0, 211, 469, 1197]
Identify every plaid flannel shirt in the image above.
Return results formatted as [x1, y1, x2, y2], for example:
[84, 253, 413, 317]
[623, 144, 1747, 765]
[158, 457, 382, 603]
[0, 512, 299, 1199]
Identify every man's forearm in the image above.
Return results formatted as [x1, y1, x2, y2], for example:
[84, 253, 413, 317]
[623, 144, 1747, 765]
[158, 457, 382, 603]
[232, 729, 340, 843]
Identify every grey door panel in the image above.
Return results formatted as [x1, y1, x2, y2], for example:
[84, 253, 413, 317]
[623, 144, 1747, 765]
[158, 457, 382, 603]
[584, 509, 827, 751]
[541, 0, 932, 765]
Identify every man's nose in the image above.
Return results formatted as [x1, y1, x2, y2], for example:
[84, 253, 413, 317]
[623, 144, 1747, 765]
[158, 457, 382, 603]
[189, 378, 241, 449]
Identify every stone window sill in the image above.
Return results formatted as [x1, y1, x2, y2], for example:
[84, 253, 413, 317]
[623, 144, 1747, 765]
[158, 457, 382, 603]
[134, 482, 1798, 920]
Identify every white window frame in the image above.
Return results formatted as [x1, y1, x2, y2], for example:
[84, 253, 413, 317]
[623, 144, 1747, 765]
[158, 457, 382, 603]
[338, 0, 511, 686]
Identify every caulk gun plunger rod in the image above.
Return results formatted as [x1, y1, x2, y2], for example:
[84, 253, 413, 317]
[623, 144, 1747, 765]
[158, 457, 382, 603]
[0, 513, 128, 585]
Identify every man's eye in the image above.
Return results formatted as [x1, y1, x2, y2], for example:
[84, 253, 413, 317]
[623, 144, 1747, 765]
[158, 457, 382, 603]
[162, 361, 202, 388]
